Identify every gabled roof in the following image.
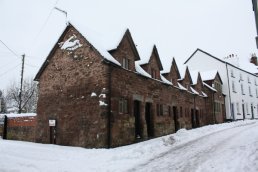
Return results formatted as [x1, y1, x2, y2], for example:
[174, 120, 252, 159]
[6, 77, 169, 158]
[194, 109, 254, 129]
[140, 45, 163, 70]
[184, 48, 226, 65]
[183, 66, 193, 84]
[108, 29, 140, 61]
[34, 22, 120, 81]
[200, 70, 223, 84]
[162, 57, 181, 79]
[185, 48, 258, 77]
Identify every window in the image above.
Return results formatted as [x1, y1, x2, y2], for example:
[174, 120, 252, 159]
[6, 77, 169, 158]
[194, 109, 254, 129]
[230, 69, 234, 77]
[151, 68, 157, 79]
[185, 84, 189, 90]
[214, 102, 221, 113]
[168, 106, 172, 116]
[180, 107, 183, 117]
[156, 104, 163, 116]
[119, 98, 128, 113]
[248, 77, 251, 83]
[256, 88, 258, 98]
[214, 82, 222, 92]
[241, 84, 244, 95]
[236, 103, 240, 114]
[122, 58, 129, 69]
[246, 103, 249, 114]
[249, 86, 252, 96]
[255, 79, 258, 86]
[240, 73, 243, 81]
[232, 81, 236, 92]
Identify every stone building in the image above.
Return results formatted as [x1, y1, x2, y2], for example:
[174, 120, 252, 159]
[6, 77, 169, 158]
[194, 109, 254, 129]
[34, 22, 224, 148]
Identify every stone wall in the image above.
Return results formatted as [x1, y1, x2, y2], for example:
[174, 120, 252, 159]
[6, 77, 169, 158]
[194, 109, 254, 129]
[35, 25, 110, 148]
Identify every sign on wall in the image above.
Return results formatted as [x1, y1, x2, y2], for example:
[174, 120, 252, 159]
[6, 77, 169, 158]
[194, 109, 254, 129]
[49, 120, 56, 127]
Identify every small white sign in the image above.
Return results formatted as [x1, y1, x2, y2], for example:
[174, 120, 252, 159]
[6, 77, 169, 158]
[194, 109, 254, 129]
[49, 120, 56, 127]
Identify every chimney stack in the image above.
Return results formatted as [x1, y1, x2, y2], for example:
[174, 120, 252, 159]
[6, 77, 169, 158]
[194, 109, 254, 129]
[250, 53, 258, 66]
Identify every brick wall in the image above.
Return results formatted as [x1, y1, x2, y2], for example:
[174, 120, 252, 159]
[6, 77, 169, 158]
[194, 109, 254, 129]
[0, 116, 36, 142]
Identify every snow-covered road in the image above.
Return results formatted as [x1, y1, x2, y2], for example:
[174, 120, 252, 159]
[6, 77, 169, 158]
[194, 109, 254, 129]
[130, 122, 258, 172]
[0, 120, 258, 172]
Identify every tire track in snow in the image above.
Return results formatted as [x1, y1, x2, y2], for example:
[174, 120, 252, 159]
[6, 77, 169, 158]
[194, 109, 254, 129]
[127, 121, 258, 172]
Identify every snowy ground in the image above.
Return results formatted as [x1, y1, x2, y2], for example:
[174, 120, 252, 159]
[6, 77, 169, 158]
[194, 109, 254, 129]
[0, 120, 258, 172]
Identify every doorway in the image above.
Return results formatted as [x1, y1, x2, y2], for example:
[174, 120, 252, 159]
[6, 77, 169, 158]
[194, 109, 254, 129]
[145, 102, 154, 138]
[191, 109, 196, 128]
[196, 110, 200, 127]
[134, 100, 142, 139]
[251, 104, 254, 119]
[173, 106, 179, 132]
[49, 126, 56, 144]
[242, 104, 245, 119]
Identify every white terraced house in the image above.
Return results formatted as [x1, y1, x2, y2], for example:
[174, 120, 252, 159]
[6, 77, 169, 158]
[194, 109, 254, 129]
[185, 49, 258, 121]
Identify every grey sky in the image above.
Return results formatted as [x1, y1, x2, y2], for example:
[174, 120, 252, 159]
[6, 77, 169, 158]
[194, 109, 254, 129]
[0, 0, 257, 90]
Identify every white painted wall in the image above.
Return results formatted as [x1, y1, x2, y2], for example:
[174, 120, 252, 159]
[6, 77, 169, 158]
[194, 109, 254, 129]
[185, 50, 258, 120]
[227, 65, 258, 120]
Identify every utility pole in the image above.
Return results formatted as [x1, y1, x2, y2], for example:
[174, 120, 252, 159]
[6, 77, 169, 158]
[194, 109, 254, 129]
[18, 54, 25, 114]
[252, 0, 258, 48]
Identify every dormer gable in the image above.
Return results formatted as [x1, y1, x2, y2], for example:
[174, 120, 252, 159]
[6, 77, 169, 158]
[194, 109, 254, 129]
[193, 72, 204, 93]
[108, 29, 140, 71]
[163, 58, 181, 85]
[140, 45, 163, 80]
[179, 67, 193, 91]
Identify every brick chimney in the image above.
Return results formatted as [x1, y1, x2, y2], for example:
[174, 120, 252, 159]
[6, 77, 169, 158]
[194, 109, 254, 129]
[250, 53, 258, 66]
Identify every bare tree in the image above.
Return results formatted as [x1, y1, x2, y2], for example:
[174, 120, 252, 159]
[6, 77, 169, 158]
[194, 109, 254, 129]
[0, 90, 7, 113]
[5, 78, 38, 113]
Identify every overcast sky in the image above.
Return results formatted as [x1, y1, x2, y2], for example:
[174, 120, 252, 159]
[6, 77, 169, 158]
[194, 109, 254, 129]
[0, 0, 257, 90]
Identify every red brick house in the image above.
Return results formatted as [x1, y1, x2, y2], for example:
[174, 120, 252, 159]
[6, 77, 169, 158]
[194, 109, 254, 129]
[35, 22, 225, 148]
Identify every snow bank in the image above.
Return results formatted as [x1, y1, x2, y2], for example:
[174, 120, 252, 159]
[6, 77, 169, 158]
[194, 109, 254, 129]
[163, 120, 256, 146]
[4, 113, 36, 118]
[0, 120, 256, 172]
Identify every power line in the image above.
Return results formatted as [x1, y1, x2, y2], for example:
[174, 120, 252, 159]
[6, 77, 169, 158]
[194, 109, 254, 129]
[25, 63, 40, 68]
[0, 63, 21, 78]
[32, 0, 60, 45]
[0, 39, 20, 58]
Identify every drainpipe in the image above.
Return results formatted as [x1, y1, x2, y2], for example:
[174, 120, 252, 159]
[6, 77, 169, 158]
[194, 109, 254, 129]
[226, 63, 234, 121]
[193, 95, 196, 128]
[212, 92, 215, 124]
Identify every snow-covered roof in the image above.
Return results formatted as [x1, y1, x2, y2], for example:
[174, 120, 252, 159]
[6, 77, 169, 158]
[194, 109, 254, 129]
[190, 87, 199, 95]
[177, 82, 187, 91]
[201, 91, 208, 97]
[69, 21, 121, 66]
[160, 74, 172, 85]
[200, 70, 218, 81]
[104, 28, 128, 51]
[135, 61, 151, 78]
[203, 82, 217, 92]
[187, 49, 258, 76]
